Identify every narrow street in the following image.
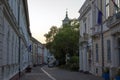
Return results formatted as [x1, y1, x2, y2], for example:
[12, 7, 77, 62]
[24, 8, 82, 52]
[21, 65, 104, 80]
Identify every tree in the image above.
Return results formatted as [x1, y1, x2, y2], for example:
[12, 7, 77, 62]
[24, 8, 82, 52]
[44, 19, 79, 65]
[44, 26, 58, 43]
[44, 26, 58, 49]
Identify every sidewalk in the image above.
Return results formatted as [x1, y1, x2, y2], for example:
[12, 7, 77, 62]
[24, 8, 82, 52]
[20, 66, 52, 80]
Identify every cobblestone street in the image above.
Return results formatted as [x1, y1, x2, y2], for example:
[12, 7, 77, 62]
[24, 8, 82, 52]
[21, 65, 104, 80]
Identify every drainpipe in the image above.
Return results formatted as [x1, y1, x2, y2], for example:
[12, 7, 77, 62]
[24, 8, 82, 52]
[18, 36, 21, 79]
[100, 0, 104, 73]
[18, 0, 21, 79]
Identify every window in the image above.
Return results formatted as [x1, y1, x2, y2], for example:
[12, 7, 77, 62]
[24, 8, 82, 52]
[115, 0, 120, 13]
[107, 40, 111, 62]
[118, 38, 120, 49]
[7, 30, 10, 64]
[106, 0, 110, 19]
[96, 44, 99, 62]
[118, 38, 120, 65]
[84, 23, 86, 33]
[83, 17, 87, 34]
[12, 34, 14, 63]
[96, 68, 98, 74]
[116, 0, 120, 7]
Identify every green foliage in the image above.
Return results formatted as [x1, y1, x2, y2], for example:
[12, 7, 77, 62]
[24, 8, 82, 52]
[68, 56, 79, 71]
[44, 26, 58, 43]
[59, 56, 79, 71]
[116, 69, 120, 76]
[44, 19, 79, 66]
[69, 56, 79, 63]
[104, 67, 109, 73]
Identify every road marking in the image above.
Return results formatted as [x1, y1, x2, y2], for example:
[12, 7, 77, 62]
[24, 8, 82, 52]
[41, 68, 56, 80]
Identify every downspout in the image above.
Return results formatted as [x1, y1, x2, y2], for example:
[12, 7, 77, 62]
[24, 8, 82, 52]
[100, 0, 104, 73]
[18, 0, 21, 79]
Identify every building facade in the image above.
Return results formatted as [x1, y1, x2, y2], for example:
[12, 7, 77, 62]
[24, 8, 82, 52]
[31, 37, 49, 66]
[32, 37, 42, 66]
[0, 0, 31, 80]
[31, 37, 38, 66]
[102, 0, 120, 79]
[79, 0, 93, 74]
[91, 0, 120, 78]
[79, 0, 120, 79]
[91, 0, 104, 76]
[43, 45, 49, 64]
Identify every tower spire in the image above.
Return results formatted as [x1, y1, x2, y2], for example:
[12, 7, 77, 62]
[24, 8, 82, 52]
[62, 8, 70, 25]
[66, 8, 68, 18]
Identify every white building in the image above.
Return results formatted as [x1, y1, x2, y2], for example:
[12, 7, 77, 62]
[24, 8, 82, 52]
[97, 0, 120, 79]
[31, 37, 38, 66]
[31, 37, 49, 65]
[43, 46, 49, 64]
[79, 0, 120, 79]
[31, 37, 43, 66]
[0, 0, 31, 80]
[37, 42, 43, 65]
[78, 0, 93, 74]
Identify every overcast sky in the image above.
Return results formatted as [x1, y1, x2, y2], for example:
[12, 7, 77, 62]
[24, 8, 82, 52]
[28, 0, 85, 43]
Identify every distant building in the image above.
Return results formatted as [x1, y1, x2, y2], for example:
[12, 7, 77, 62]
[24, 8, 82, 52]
[31, 37, 38, 66]
[43, 45, 49, 64]
[62, 10, 70, 25]
[31, 37, 49, 66]
[31, 37, 43, 65]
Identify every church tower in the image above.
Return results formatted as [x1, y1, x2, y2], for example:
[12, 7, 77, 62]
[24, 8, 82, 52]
[62, 10, 70, 25]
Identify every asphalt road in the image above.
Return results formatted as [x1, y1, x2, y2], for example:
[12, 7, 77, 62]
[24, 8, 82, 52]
[21, 65, 104, 80]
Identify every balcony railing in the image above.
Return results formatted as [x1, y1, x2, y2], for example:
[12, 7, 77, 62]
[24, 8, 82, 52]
[107, 12, 120, 28]
[80, 33, 88, 43]
[91, 25, 101, 38]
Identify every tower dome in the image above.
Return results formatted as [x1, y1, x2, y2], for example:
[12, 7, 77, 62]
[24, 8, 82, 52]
[62, 10, 70, 25]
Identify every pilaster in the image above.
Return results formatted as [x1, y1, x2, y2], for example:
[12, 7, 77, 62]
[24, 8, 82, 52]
[0, 4, 4, 80]
[0, 4, 4, 63]
[79, 47, 83, 71]
[83, 46, 88, 72]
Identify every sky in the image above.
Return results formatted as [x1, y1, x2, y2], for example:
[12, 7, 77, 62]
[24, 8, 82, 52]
[28, 0, 85, 43]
